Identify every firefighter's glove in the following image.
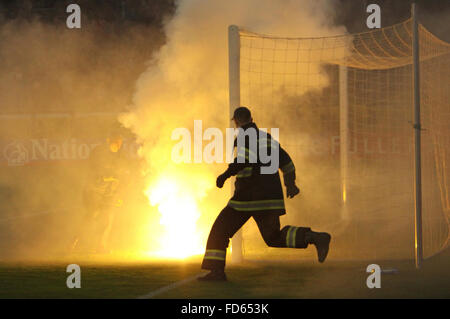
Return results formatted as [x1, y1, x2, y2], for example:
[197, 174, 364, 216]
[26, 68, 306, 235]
[216, 173, 229, 188]
[286, 184, 300, 198]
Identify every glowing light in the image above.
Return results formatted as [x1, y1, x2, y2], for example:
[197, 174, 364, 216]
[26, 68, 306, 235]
[342, 183, 347, 203]
[145, 177, 204, 259]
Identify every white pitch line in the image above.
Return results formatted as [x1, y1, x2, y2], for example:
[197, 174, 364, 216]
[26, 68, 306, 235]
[137, 272, 206, 299]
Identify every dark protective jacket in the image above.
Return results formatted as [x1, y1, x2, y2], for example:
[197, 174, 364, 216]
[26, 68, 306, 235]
[222, 122, 297, 216]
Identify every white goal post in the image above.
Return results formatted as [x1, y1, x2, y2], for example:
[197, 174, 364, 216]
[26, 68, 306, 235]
[228, 26, 351, 263]
[228, 25, 243, 263]
[227, 4, 450, 265]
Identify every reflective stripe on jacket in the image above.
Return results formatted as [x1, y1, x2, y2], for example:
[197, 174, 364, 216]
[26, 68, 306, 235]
[224, 122, 297, 215]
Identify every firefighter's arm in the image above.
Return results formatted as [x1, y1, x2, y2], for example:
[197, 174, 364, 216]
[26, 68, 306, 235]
[216, 142, 256, 188]
[216, 159, 252, 188]
[279, 146, 300, 198]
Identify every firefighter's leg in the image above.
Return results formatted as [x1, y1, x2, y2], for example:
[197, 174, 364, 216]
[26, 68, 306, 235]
[254, 214, 331, 262]
[304, 230, 331, 263]
[201, 206, 251, 272]
[253, 214, 311, 249]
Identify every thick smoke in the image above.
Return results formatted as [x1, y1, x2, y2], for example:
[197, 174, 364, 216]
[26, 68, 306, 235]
[120, 0, 348, 259]
[0, 15, 164, 260]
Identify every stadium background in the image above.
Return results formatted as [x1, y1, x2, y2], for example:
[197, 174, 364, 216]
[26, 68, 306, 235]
[0, 0, 449, 260]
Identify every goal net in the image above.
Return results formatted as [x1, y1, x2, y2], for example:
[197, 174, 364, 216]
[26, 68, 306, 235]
[230, 18, 450, 261]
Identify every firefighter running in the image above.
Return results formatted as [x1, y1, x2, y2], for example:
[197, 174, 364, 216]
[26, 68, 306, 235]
[198, 106, 331, 281]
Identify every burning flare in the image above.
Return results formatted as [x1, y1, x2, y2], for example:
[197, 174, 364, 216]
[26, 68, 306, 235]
[145, 175, 205, 259]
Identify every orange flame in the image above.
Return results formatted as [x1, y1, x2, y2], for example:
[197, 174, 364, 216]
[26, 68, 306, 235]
[145, 176, 205, 259]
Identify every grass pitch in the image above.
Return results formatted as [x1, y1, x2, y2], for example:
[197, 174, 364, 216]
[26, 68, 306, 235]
[0, 248, 449, 299]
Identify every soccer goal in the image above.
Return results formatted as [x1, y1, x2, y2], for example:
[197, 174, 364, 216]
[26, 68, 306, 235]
[228, 5, 450, 266]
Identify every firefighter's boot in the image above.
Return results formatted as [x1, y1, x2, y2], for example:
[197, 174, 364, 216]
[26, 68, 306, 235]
[305, 231, 331, 263]
[197, 270, 227, 282]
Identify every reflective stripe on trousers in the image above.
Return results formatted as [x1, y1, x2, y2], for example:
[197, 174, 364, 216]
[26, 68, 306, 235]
[228, 199, 285, 211]
[286, 226, 298, 248]
[204, 249, 226, 261]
